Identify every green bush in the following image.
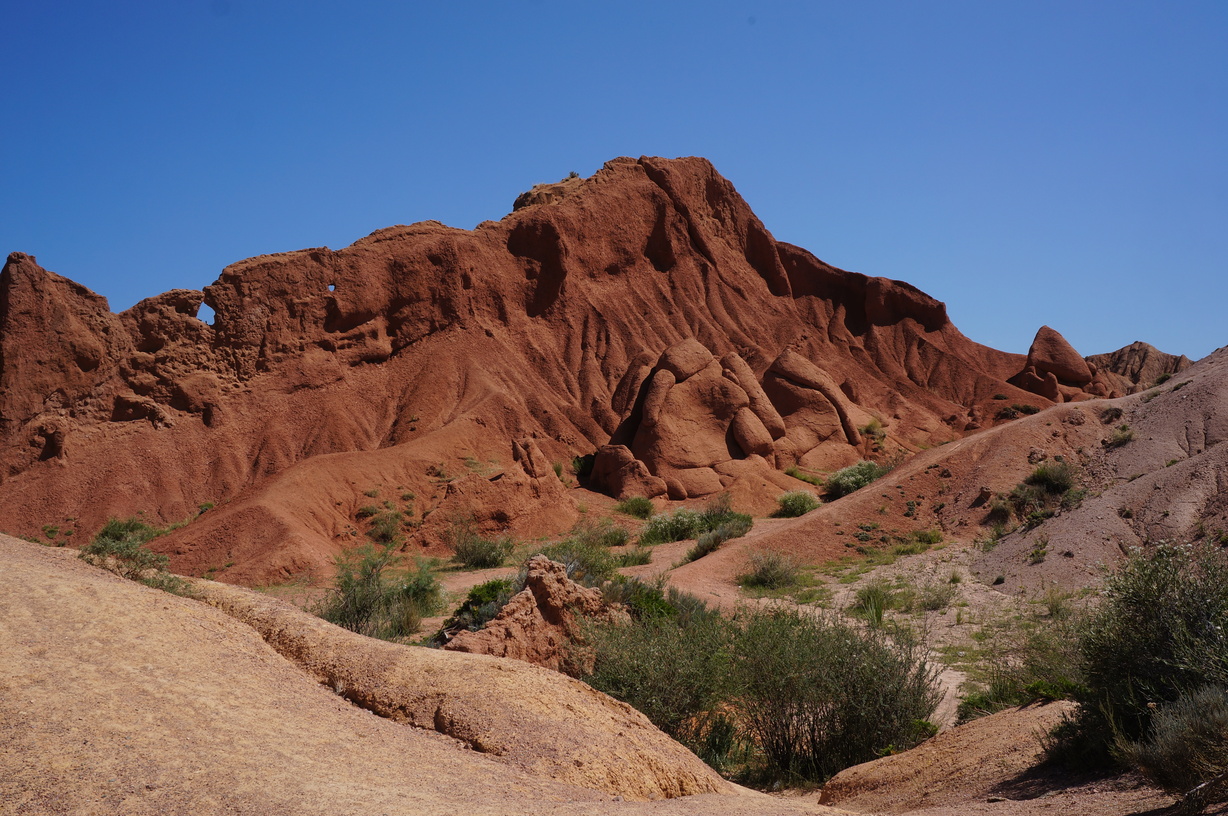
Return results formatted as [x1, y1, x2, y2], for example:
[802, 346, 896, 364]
[739, 550, 799, 590]
[446, 516, 513, 569]
[1121, 685, 1228, 806]
[639, 494, 752, 546]
[956, 616, 1084, 724]
[775, 490, 820, 518]
[614, 496, 654, 519]
[1008, 462, 1082, 524]
[537, 538, 616, 585]
[1047, 542, 1228, 774]
[1105, 424, 1135, 448]
[569, 517, 630, 549]
[731, 608, 940, 782]
[79, 517, 185, 592]
[583, 603, 731, 755]
[437, 577, 518, 636]
[825, 460, 890, 499]
[849, 579, 899, 627]
[684, 515, 753, 563]
[314, 543, 442, 640]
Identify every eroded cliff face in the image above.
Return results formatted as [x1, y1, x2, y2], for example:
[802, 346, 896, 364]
[0, 156, 1186, 582]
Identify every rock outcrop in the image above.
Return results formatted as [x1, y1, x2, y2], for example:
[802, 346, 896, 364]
[0, 157, 1189, 582]
[443, 555, 627, 672]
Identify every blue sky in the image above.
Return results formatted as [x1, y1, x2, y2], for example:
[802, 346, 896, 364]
[3, 1, 1225, 359]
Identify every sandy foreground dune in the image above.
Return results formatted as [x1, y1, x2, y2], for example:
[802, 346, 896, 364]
[0, 535, 839, 816]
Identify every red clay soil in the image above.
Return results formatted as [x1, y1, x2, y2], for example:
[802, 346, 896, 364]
[0, 157, 1188, 584]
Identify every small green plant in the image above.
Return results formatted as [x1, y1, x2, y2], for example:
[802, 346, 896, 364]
[1105, 424, 1135, 448]
[774, 490, 820, 518]
[614, 545, 654, 567]
[784, 466, 823, 487]
[995, 406, 1020, 420]
[639, 495, 750, 546]
[1154, 372, 1172, 386]
[314, 543, 442, 640]
[1100, 406, 1123, 424]
[825, 460, 890, 499]
[684, 515, 752, 562]
[1012, 403, 1041, 415]
[436, 577, 517, 636]
[739, 550, 799, 590]
[1027, 537, 1049, 565]
[850, 580, 898, 627]
[446, 516, 513, 569]
[614, 496, 654, 519]
[79, 517, 186, 592]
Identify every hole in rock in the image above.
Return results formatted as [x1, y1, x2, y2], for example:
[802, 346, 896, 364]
[196, 303, 216, 326]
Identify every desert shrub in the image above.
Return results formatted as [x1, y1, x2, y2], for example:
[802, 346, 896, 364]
[639, 495, 751, 546]
[849, 579, 899, 627]
[825, 460, 890, 499]
[731, 608, 940, 782]
[639, 508, 700, 544]
[537, 538, 616, 585]
[1047, 542, 1228, 772]
[1120, 685, 1228, 807]
[1026, 461, 1077, 494]
[785, 466, 823, 487]
[438, 577, 517, 635]
[1008, 462, 1081, 524]
[739, 550, 799, 590]
[1105, 423, 1135, 448]
[995, 406, 1020, 420]
[1100, 406, 1124, 424]
[775, 490, 820, 518]
[569, 517, 630, 549]
[957, 615, 1085, 723]
[367, 509, 403, 545]
[1154, 372, 1173, 386]
[314, 543, 442, 640]
[582, 598, 735, 766]
[79, 517, 186, 592]
[1012, 403, 1041, 415]
[614, 545, 654, 567]
[684, 515, 753, 563]
[614, 496, 654, 519]
[445, 515, 513, 569]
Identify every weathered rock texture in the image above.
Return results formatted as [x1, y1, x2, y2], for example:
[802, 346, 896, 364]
[443, 555, 627, 671]
[0, 157, 1189, 582]
[4, 535, 837, 815]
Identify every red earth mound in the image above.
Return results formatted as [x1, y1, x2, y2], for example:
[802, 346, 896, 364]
[0, 157, 1189, 583]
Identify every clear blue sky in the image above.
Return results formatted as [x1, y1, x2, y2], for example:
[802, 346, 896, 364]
[3, 1, 1225, 359]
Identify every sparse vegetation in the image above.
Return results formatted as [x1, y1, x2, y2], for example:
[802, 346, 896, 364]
[1047, 541, 1228, 787]
[583, 602, 940, 783]
[639, 494, 751, 546]
[614, 496, 654, 519]
[446, 515, 514, 569]
[79, 517, 187, 593]
[784, 466, 823, 487]
[1008, 461, 1082, 525]
[774, 490, 820, 518]
[437, 577, 518, 636]
[1105, 423, 1135, 448]
[825, 460, 890, 499]
[314, 543, 442, 640]
[739, 550, 799, 590]
[684, 515, 753, 563]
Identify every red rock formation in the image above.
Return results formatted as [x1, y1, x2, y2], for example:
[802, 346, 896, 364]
[0, 157, 1182, 582]
[443, 555, 625, 672]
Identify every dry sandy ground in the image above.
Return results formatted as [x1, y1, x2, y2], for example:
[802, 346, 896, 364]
[0, 535, 840, 816]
